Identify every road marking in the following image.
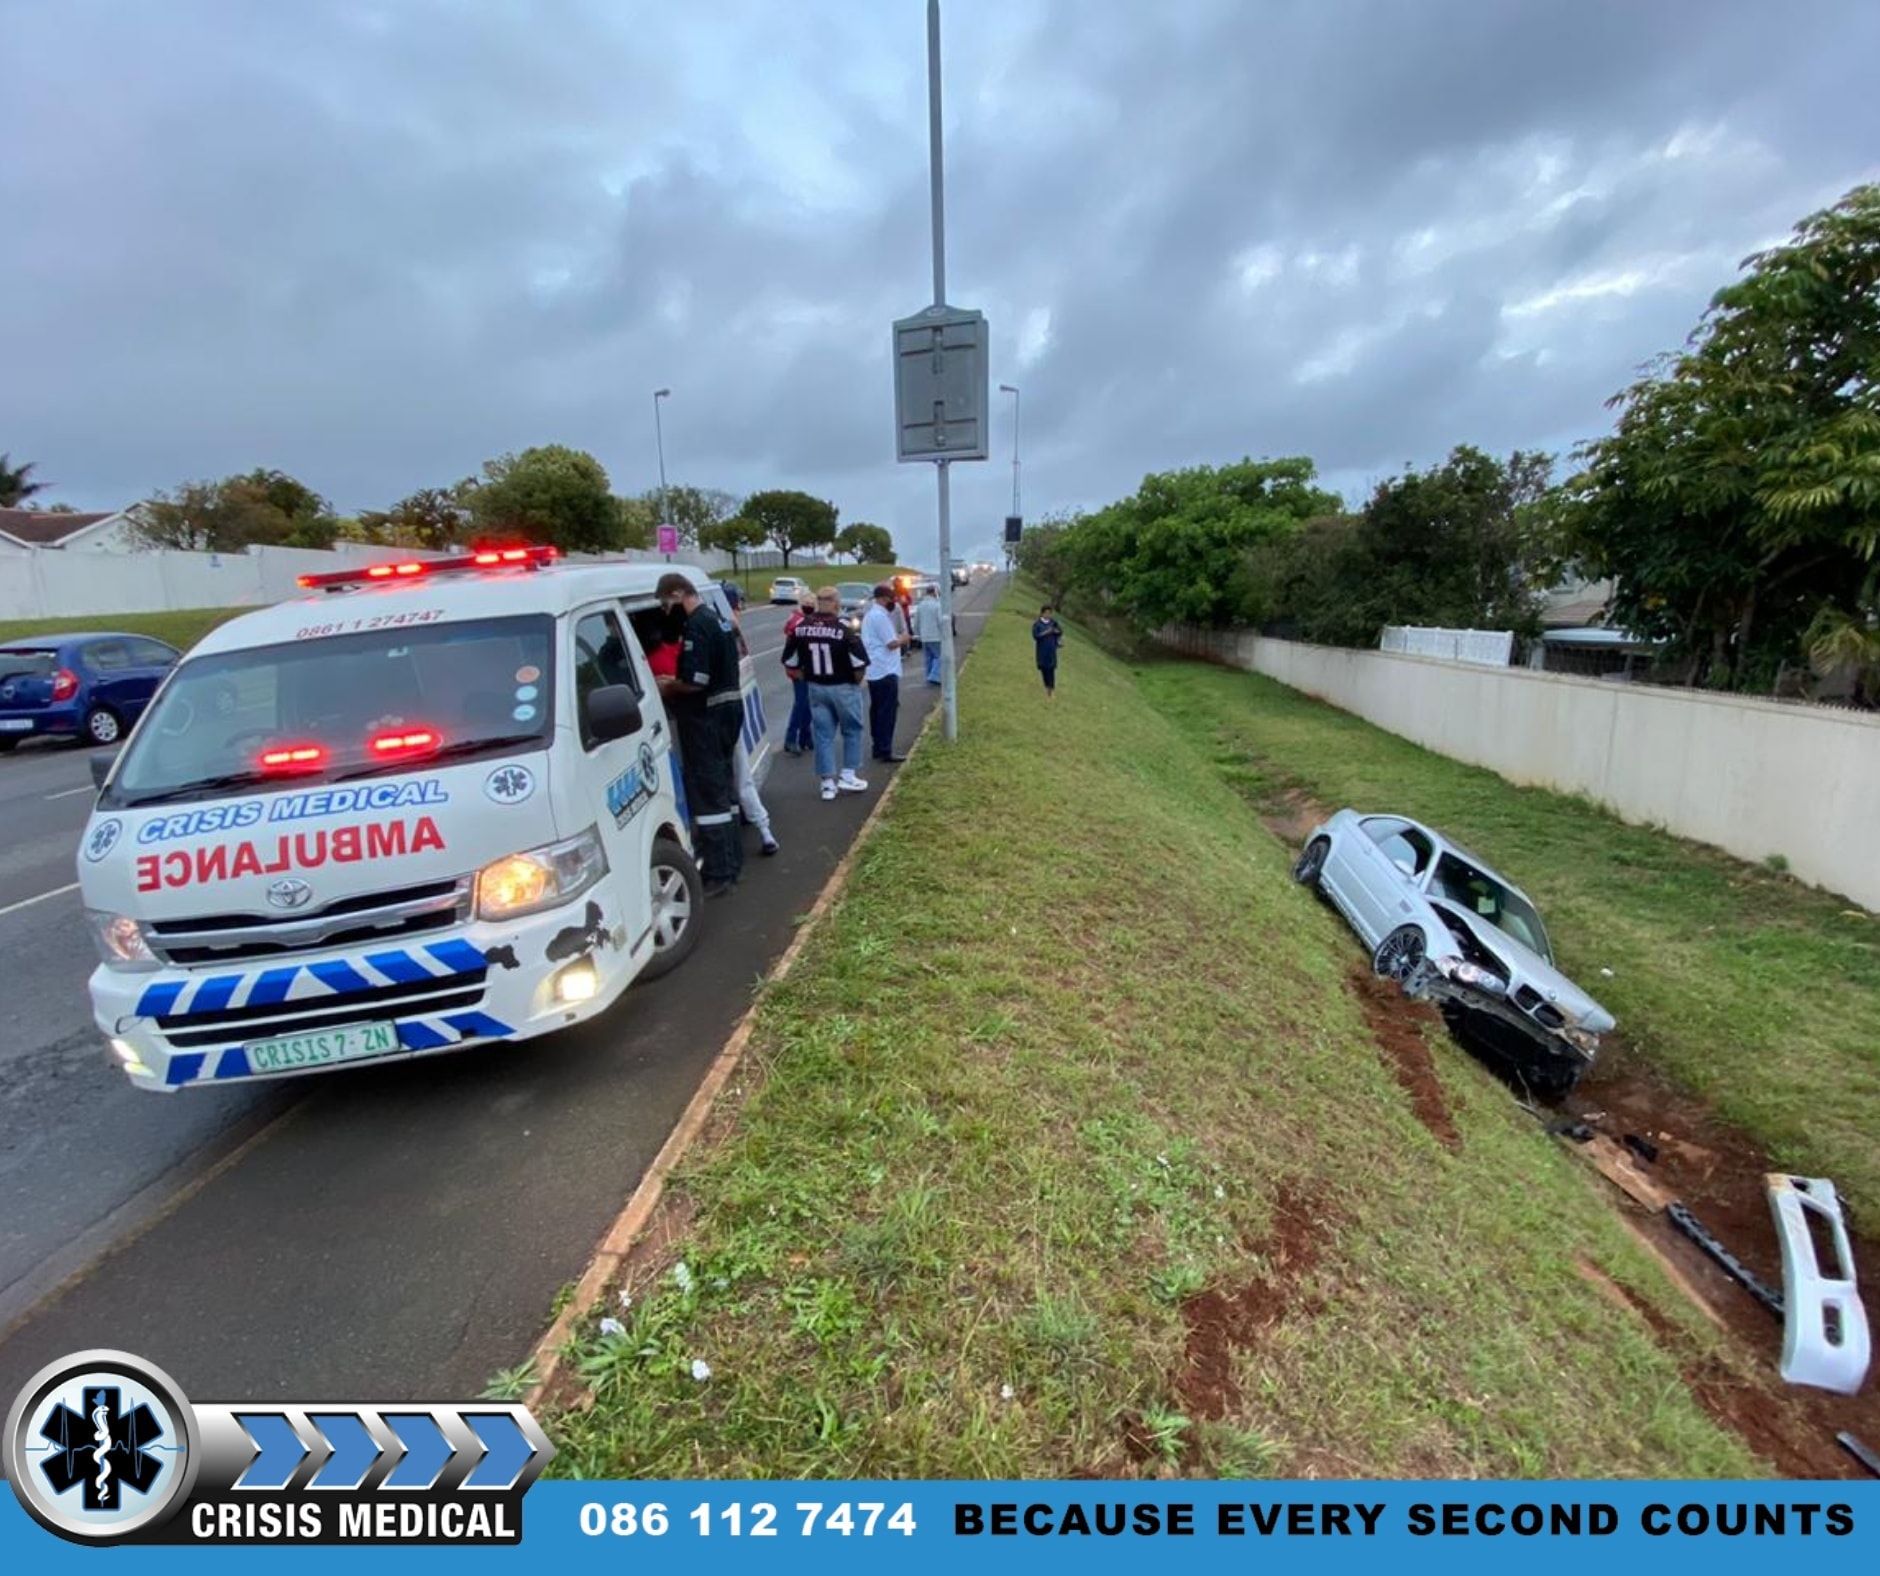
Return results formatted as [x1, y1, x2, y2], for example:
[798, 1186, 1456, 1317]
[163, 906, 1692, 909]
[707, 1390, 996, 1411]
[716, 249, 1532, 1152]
[44, 784, 95, 801]
[0, 882, 78, 919]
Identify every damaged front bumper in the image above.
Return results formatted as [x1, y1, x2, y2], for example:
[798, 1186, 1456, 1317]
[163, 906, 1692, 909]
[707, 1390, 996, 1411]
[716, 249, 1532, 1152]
[92, 889, 641, 1091]
[1405, 959, 1600, 1066]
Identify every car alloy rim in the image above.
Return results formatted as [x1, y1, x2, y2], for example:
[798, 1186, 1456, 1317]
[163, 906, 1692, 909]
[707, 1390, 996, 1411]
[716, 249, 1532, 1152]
[90, 711, 118, 742]
[650, 863, 692, 949]
[1379, 929, 1423, 979]
[1296, 841, 1326, 881]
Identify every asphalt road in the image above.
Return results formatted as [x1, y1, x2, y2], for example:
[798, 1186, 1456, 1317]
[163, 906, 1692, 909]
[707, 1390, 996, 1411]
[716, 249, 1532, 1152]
[0, 572, 1003, 1402]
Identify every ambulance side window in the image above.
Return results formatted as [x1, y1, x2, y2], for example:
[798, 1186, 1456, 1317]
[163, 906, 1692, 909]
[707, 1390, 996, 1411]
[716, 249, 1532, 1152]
[573, 609, 641, 751]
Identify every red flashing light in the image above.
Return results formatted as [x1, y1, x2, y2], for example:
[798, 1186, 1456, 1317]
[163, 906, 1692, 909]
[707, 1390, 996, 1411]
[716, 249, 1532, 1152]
[50, 667, 79, 702]
[260, 743, 328, 771]
[298, 545, 561, 591]
[369, 728, 441, 756]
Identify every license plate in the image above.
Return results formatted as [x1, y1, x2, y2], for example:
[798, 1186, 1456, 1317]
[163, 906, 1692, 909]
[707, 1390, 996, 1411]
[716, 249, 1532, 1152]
[0, 719, 31, 731]
[245, 1021, 398, 1073]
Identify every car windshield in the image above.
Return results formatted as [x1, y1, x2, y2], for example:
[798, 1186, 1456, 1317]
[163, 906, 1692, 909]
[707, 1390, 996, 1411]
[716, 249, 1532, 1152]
[837, 583, 872, 603]
[1430, 853, 1552, 960]
[104, 614, 555, 807]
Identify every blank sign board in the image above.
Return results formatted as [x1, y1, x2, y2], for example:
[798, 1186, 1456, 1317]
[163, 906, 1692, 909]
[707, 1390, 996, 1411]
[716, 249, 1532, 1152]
[893, 305, 989, 462]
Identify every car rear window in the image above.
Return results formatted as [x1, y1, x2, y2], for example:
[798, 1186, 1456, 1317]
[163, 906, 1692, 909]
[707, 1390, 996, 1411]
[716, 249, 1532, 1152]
[0, 648, 57, 680]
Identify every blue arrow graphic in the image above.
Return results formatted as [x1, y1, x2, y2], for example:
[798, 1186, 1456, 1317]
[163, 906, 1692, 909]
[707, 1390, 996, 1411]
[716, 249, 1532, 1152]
[235, 1412, 307, 1489]
[382, 1413, 453, 1489]
[461, 1413, 534, 1489]
[308, 1413, 377, 1490]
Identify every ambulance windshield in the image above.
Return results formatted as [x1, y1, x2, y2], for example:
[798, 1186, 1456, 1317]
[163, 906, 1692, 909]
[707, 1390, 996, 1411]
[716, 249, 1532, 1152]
[105, 615, 555, 808]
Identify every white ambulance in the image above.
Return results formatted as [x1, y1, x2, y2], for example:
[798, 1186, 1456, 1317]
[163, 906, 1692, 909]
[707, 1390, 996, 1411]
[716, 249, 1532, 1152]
[75, 547, 762, 1091]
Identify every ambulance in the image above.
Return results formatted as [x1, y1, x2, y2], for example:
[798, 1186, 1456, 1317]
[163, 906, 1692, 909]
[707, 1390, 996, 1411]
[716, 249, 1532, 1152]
[75, 547, 764, 1091]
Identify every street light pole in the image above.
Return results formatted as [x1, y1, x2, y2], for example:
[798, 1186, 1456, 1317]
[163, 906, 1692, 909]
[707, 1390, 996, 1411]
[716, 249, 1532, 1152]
[927, 0, 958, 743]
[652, 387, 672, 562]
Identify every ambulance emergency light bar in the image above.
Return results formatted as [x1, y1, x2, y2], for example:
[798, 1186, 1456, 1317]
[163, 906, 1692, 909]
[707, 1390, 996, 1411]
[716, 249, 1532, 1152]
[298, 544, 559, 590]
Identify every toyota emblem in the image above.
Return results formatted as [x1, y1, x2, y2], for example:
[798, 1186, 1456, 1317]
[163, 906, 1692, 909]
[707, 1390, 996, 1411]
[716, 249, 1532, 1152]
[266, 878, 313, 910]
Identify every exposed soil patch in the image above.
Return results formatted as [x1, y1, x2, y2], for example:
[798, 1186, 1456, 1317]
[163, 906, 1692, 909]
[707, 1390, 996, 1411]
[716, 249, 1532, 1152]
[1560, 1047, 1880, 1477]
[1344, 965, 1462, 1152]
[1177, 1186, 1339, 1420]
[1575, 1255, 1864, 1478]
[1256, 788, 1326, 848]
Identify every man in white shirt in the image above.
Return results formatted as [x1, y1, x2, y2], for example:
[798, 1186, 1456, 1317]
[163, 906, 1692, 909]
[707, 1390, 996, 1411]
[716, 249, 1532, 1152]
[861, 582, 909, 763]
[914, 584, 944, 685]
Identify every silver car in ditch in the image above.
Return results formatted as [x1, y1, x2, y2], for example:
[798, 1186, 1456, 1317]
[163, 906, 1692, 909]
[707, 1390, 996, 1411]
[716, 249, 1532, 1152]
[1293, 809, 1614, 1093]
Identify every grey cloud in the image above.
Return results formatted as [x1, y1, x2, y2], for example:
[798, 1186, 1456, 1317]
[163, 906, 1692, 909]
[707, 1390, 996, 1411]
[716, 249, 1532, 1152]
[3, 0, 1876, 563]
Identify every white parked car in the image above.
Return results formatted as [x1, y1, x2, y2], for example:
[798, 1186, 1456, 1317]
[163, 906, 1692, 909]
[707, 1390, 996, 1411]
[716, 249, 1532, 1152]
[768, 576, 808, 605]
[77, 548, 764, 1091]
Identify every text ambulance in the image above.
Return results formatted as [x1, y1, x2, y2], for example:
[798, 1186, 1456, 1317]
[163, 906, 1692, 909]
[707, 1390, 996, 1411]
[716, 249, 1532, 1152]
[76, 548, 757, 1090]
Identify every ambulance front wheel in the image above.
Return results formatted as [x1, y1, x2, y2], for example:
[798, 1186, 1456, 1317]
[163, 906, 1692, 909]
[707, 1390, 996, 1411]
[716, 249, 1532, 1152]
[640, 835, 703, 981]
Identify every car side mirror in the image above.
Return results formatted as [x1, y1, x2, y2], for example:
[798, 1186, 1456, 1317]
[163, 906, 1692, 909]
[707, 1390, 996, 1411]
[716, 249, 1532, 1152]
[89, 748, 119, 791]
[585, 685, 643, 744]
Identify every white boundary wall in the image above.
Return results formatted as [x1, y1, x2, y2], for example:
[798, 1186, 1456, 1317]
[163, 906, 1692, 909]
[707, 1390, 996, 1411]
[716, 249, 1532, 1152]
[0, 542, 784, 621]
[1163, 626, 1880, 913]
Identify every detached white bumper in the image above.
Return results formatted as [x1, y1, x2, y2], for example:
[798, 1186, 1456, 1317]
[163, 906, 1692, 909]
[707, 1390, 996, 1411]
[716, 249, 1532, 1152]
[92, 888, 642, 1091]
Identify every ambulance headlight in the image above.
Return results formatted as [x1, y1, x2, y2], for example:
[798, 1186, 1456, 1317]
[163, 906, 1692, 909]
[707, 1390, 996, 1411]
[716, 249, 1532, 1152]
[476, 827, 608, 920]
[87, 910, 160, 971]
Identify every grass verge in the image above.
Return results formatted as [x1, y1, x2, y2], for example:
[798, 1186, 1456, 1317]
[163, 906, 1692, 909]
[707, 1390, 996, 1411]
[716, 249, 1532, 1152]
[0, 606, 250, 652]
[1136, 661, 1880, 1214]
[546, 591, 1761, 1479]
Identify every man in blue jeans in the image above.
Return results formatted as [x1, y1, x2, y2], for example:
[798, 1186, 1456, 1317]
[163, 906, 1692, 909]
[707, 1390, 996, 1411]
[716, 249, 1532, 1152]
[782, 589, 815, 754]
[862, 582, 908, 762]
[782, 586, 871, 800]
[914, 583, 944, 684]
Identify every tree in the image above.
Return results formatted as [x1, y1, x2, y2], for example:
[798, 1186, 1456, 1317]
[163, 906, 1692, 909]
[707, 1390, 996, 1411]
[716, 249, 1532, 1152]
[467, 445, 621, 553]
[130, 476, 300, 552]
[1556, 182, 1880, 690]
[614, 493, 654, 551]
[355, 487, 466, 550]
[1251, 446, 1554, 646]
[1039, 457, 1341, 629]
[0, 453, 50, 508]
[644, 484, 738, 548]
[834, 522, 894, 564]
[742, 488, 838, 566]
[698, 514, 768, 575]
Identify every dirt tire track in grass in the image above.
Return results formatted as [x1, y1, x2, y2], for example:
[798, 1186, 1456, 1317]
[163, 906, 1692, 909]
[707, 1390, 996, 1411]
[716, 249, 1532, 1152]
[1176, 1186, 1338, 1421]
[1343, 965, 1463, 1153]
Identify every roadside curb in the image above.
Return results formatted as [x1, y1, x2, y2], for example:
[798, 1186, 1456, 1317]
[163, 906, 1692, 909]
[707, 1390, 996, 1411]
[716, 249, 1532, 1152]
[520, 638, 973, 1410]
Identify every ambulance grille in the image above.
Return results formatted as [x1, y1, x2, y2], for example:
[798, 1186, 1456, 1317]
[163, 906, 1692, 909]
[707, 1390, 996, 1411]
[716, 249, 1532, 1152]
[146, 878, 470, 965]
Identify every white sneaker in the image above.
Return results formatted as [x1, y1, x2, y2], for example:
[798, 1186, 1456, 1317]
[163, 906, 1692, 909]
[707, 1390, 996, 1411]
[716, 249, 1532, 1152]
[836, 771, 869, 793]
[820, 779, 838, 801]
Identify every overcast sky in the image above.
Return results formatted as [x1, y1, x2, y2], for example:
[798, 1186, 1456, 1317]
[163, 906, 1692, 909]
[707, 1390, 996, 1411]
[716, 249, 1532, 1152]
[4, 0, 1876, 564]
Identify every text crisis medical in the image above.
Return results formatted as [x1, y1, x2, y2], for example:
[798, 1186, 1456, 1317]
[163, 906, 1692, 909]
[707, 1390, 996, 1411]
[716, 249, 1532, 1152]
[134, 816, 446, 890]
[135, 779, 451, 844]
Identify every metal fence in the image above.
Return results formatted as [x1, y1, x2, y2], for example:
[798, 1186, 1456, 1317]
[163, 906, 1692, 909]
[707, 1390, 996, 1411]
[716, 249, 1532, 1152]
[1379, 625, 1514, 667]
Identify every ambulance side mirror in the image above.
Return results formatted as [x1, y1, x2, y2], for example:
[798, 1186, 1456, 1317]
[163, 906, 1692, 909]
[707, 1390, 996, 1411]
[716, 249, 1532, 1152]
[89, 748, 119, 791]
[585, 685, 643, 745]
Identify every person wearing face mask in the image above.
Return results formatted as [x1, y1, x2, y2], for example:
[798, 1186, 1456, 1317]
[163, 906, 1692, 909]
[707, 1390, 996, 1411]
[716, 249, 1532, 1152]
[781, 589, 816, 754]
[653, 572, 745, 897]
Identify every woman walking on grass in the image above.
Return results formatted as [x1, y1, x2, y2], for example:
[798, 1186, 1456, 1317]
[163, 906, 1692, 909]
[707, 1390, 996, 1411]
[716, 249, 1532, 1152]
[1032, 605, 1064, 697]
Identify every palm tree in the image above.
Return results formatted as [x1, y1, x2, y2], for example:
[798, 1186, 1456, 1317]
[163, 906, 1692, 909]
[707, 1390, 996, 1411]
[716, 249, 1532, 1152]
[0, 453, 50, 508]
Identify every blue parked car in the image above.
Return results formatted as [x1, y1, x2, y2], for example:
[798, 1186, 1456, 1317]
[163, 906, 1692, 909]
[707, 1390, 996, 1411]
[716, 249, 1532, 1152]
[0, 631, 180, 750]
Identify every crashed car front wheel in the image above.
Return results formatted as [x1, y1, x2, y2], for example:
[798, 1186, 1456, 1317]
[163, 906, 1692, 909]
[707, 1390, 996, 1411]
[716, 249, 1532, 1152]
[1372, 923, 1426, 984]
[1292, 837, 1330, 887]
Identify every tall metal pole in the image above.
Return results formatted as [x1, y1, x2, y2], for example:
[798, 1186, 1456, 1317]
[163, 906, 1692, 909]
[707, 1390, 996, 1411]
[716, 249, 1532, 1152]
[653, 387, 672, 562]
[928, 0, 958, 742]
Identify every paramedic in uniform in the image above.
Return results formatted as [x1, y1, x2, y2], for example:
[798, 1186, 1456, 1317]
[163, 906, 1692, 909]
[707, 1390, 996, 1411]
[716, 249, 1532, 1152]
[654, 572, 745, 897]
